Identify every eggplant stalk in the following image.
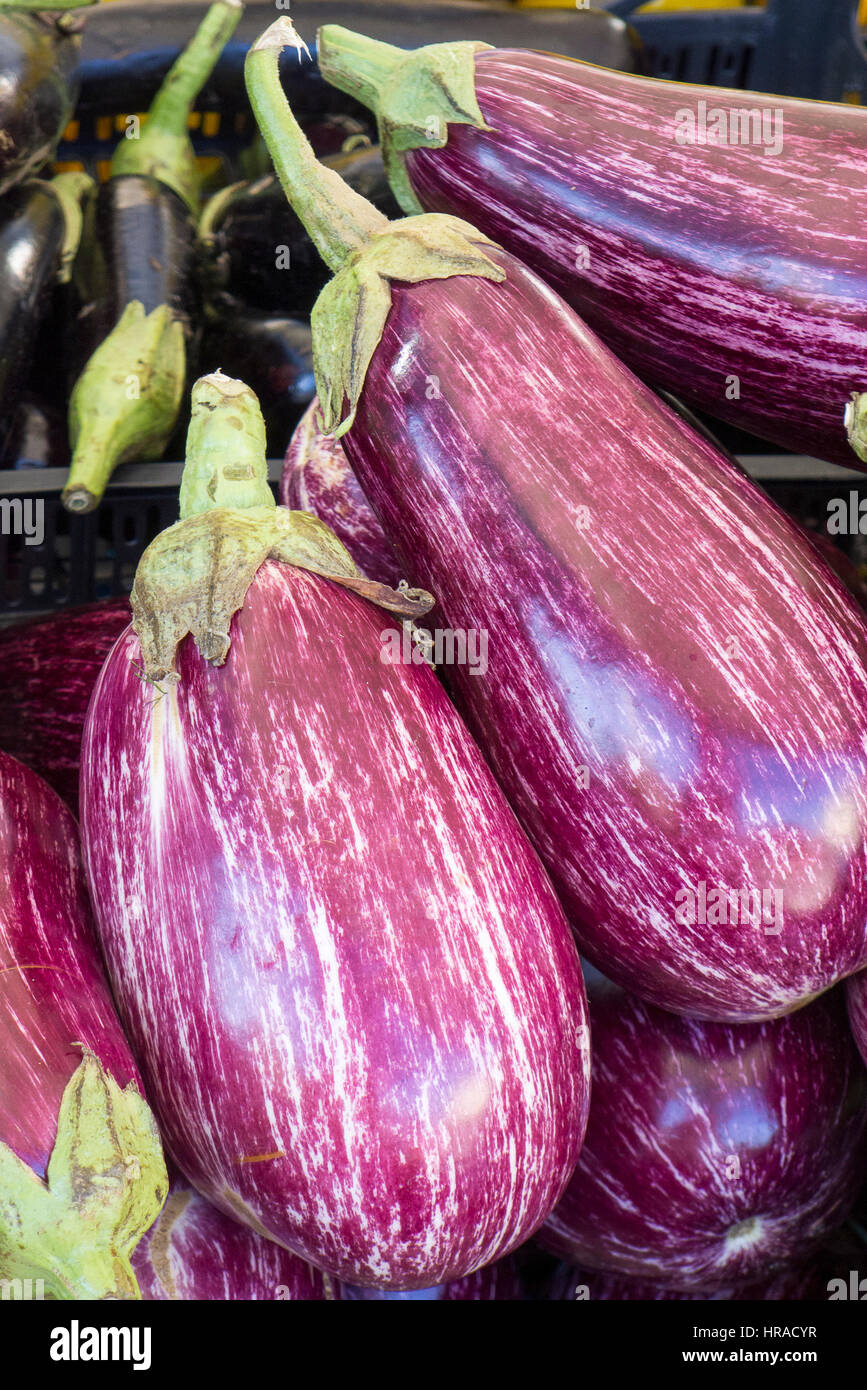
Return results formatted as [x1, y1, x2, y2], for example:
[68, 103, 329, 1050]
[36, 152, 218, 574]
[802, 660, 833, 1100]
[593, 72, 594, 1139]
[316, 26, 491, 215]
[131, 372, 434, 683]
[245, 19, 504, 436]
[110, 0, 242, 213]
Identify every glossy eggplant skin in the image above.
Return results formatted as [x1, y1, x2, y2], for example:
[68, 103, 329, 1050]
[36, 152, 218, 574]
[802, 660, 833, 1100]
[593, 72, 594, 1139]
[342, 247, 867, 1023]
[132, 1176, 331, 1301]
[0, 598, 131, 812]
[397, 49, 867, 466]
[199, 147, 402, 314]
[0, 181, 68, 457]
[0, 12, 79, 196]
[541, 979, 867, 1291]
[73, 173, 199, 371]
[200, 295, 315, 456]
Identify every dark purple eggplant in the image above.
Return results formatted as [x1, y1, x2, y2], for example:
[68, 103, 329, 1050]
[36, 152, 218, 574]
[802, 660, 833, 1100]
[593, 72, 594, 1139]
[199, 292, 315, 456]
[61, 0, 241, 515]
[72, 176, 199, 371]
[0, 11, 81, 196]
[0, 173, 90, 460]
[198, 144, 402, 315]
[2, 393, 69, 471]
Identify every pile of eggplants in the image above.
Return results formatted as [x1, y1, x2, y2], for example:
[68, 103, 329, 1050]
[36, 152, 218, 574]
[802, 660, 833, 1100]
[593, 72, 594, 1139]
[3, 5, 867, 1309]
[247, 21, 867, 1026]
[318, 23, 867, 468]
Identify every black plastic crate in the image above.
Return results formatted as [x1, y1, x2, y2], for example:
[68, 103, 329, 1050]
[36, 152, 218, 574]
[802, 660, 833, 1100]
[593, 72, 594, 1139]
[608, 0, 867, 102]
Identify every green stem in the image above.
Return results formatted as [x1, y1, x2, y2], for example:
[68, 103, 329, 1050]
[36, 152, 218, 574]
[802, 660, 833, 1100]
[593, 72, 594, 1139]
[179, 372, 274, 520]
[244, 17, 387, 274]
[314, 26, 404, 112]
[110, 0, 242, 211]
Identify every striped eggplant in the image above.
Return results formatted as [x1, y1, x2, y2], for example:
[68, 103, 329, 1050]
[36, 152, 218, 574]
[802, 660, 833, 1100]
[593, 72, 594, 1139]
[550, 1258, 850, 1303]
[337, 1252, 523, 1300]
[0, 597, 131, 812]
[132, 1177, 330, 1300]
[541, 976, 867, 1292]
[848, 970, 867, 1069]
[247, 22, 867, 1023]
[280, 397, 400, 586]
[0, 751, 167, 1300]
[79, 371, 590, 1291]
[317, 27, 867, 468]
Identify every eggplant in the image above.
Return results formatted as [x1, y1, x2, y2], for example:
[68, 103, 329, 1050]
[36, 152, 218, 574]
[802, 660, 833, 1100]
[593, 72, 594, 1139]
[2, 392, 69, 470]
[337, 1252, 524, 1301]
[318, 26, 867, 468]
[0, 10, 81, 196]
[541, 977, 867, 1291]
[78, 371, 590, 1291]
[132, 1176, 331, 1300]
[280, 397, 400, 587]
[198, 144, 402, 315]
[551, 1257, 854, 1303]
[247, 20, 867, 1025]
[61, 0, 242, 515]
[199, 291, 315, 456]
[0, 172, 91, 459]
[0, 751, 167, 1300]
[848, 969, 867, 1069]
[0, 598, 131, 812]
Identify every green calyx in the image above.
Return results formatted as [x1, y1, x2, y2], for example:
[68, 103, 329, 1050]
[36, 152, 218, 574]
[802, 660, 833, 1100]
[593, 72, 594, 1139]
[132, 371, 434, 683]
[110, 0, 242, 213]
[0, 1049, 167, 1301]
[845, 392, 867, 464]
[244, 18, 506, 435]
[317, 25, 492, 216]
[63, 301, 186, 514]
[314, 214, 505, 435]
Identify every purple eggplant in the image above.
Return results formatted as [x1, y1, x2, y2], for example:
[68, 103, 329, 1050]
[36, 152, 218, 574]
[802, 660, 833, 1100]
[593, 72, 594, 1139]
[0, 598, 131, 812]
[551, 1258, 852, 1303]
[132, 1176, 331, 1300]
[246, 21, 867, 1024]
[337, 1252, 523, 1300]
[0, 11, 80, 196]
[0, 751, 167, 1300]
[79, 371, 590, 1291]
[541, 977, 867, 1292]
[848, 970, 867, 1069]
[280, 398, 400, 586]
[318, 27, 867, 468]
